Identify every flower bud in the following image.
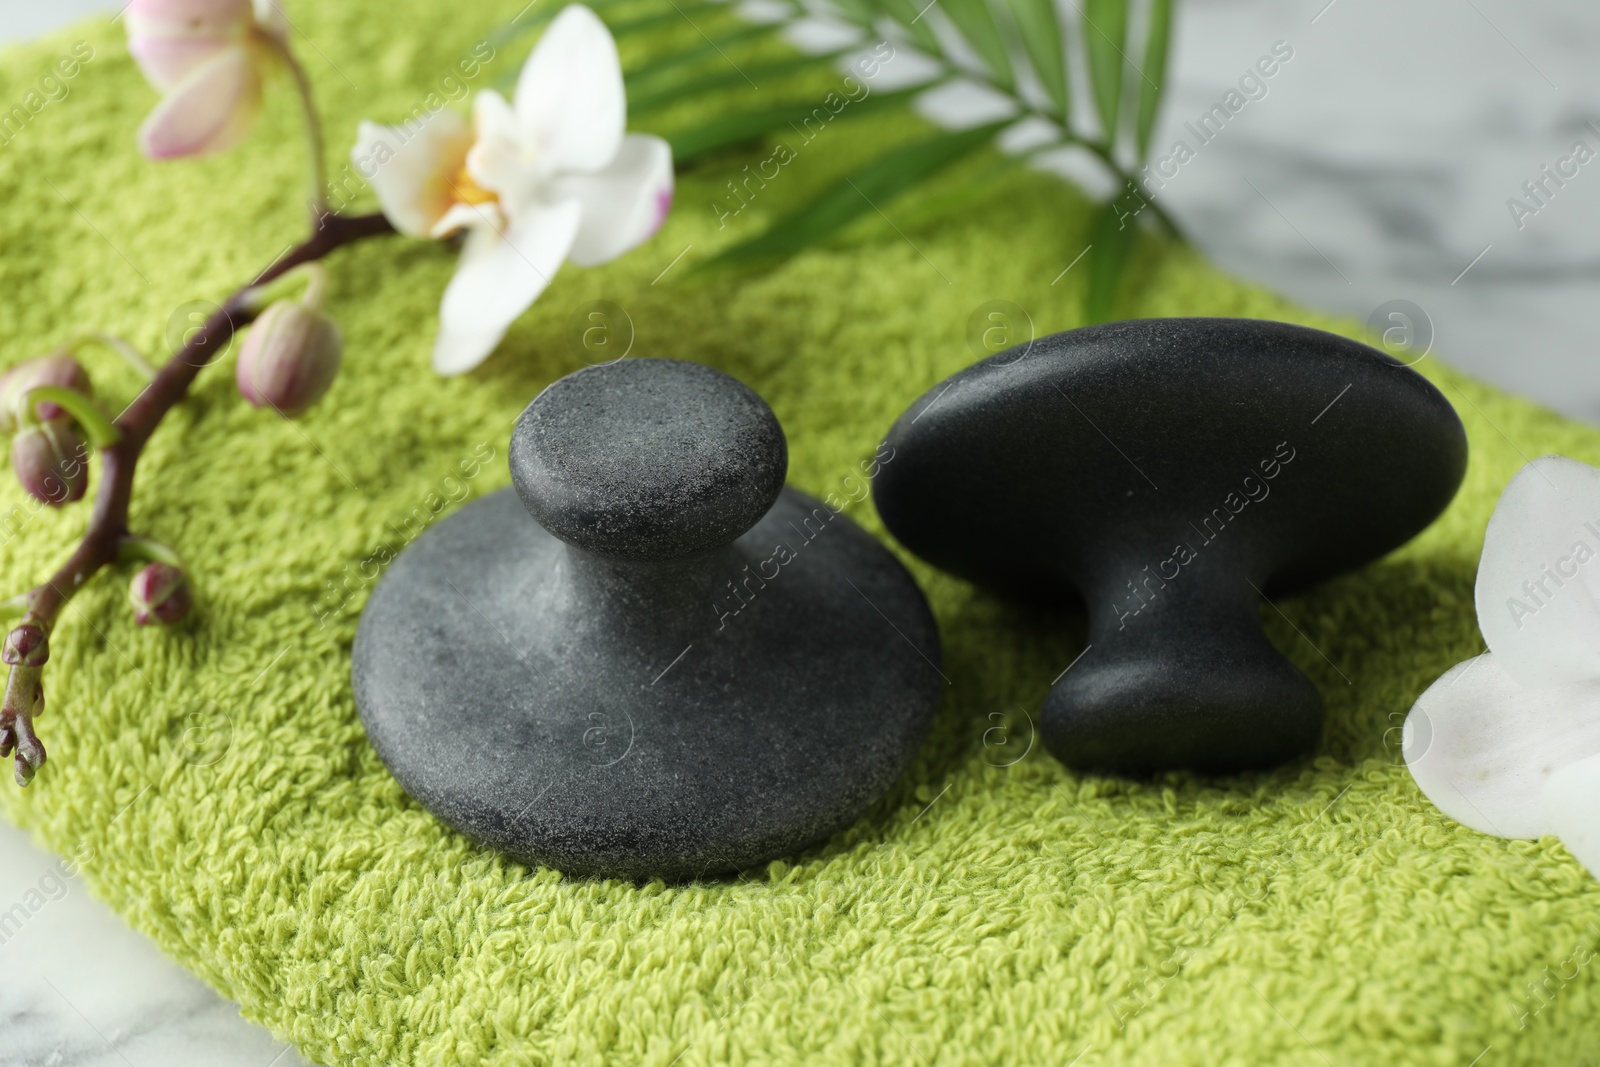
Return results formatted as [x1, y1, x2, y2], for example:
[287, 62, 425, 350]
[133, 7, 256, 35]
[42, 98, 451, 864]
[130, 562, 192, 626]
[2, 624, 47, 667]
[10, 421, 89, 506]
[0, 354, 92, 434]
[126, 0, 257, 91]
[236, 301, 343, 417]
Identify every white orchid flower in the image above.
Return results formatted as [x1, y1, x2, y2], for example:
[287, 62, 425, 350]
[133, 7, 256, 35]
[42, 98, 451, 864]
[351, 5, 674, 375]
[1404, 454, 1600, 878]
[126, 0, 288, 160]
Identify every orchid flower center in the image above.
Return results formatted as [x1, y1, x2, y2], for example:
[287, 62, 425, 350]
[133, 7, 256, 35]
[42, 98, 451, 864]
[448, 163, 498, 208]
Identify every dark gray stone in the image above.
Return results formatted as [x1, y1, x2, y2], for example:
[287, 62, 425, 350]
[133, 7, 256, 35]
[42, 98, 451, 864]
[510, 359, 787, 561]
[352, 359, 942, 881]
[872, 318, 1468, 775]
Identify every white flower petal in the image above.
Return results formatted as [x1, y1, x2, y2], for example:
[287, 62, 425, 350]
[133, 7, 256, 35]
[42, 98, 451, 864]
[552, 134, 674, 268]
[429, 201, 501, 240]
[351, 113, 473, 238]
[1476, 455, 1600, 688]
[137, 44, 261, 160]
[513, 4, 625, 175]
[466, 90, 534, 203]
[1543, 753, 1600, 878]
[433, 201, 582, 375]
[432, 329, 510, 379]
[1404, 652, 1600, 839]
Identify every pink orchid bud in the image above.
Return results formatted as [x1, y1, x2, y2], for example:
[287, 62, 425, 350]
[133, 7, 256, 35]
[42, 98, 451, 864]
[128, 0, 273, 160]
[10, 421, 88, 506]
[0, 354, 92, 434]
[2, 624, 47, 668]
[236, 301, 343, 417]
[129, 563, 192, 626]
[125, 0, 256, 91]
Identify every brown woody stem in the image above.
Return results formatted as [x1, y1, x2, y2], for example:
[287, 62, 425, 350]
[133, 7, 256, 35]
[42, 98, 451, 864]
[0, 210, 395, 784]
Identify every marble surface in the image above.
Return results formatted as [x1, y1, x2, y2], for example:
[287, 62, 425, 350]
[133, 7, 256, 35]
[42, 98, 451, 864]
[1, 0, 1597, 1064]
[895, 0, 1600, 424]
[0, 822, 303, 1067]
[1151, 0, 1600, 426]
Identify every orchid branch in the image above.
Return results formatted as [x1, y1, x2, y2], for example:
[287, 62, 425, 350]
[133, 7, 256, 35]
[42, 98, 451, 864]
[0, 211, 395, 786]
[3, 1, 676, 785]
[269, 34, 333, 229]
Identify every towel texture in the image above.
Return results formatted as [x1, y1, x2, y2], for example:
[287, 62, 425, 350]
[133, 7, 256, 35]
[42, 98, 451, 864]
[1, 3, 1597, 1065]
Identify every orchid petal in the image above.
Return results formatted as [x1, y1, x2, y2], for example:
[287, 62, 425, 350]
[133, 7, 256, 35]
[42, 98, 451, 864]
[126, 0, 252, 89]
[513, 4, 625, 175]
[465, 90, 534, 204]
[429, 201, 502, 240]
[1476, 455, 1600, 688]
[552, 134, 674, 268]
[127, 35, 233, 92]
[352, 114, 473, 239]
[128, 0, 252, 24]
[1543, 753, 1600, 878]
[1404, 652, 1600, 839]
[433, 201, 582, 375]
[137, 45, 262, 160]
[251, 0, 290, 37]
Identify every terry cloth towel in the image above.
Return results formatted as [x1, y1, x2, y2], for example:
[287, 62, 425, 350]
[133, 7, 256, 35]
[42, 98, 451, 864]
[1, 3, 1597, 1065]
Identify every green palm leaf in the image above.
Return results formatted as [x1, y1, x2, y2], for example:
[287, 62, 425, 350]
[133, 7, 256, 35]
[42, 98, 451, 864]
[489, 0, 1188, 309]
[702, 121, 1008, 267]
[668, 83, 940, 163]
[931, 0, 1015, 90]
[1003, 0, 1069, 121]
[621, 22, 779, 84]
[630, 54, 847, 117]
[828, 0, 879, 26]
[864, 0, 951, 57]
[860, 152, 1031, 230]
[1083, 197, 1137, 322]
[668, 105, 827, 162]
[1081, 0, 1129, 142]
[1136, 0, 1174, 157]
[606, 3, 724, 38]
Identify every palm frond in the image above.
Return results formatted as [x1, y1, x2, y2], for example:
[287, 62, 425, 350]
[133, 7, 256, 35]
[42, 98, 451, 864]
[703, 121, 1010, 267]
[1135, 0, 1174, 158]
[1081, 0, 1129, 142]
[668, 82, 945, 163]
[1084, 197, 1136, 322]
[499, 0, 1185, 316]
[1003, 0, 1070, 121]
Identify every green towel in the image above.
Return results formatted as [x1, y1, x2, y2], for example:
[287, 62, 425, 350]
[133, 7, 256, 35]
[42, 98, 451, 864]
[2, 3, 1597, 1065]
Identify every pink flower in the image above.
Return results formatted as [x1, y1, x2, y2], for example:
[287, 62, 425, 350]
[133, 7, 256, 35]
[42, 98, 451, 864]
[125, 0, 285, 160]
[351, 5, 675, 375]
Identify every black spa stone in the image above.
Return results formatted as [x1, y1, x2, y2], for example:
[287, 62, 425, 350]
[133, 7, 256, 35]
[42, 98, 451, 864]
[352, 358, 942, 880]
[872, 317, 1468, 775]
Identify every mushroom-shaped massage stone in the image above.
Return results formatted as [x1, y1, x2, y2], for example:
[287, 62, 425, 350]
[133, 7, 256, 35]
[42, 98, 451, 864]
[872, 318, 1468, 774]
[352, 359, 942, 880]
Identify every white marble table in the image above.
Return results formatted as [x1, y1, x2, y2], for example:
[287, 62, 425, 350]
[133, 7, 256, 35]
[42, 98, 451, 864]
[0, 822, 304, 1067]
[1156, 0, 1600, 426]
[1, 0, 1596, 1064]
